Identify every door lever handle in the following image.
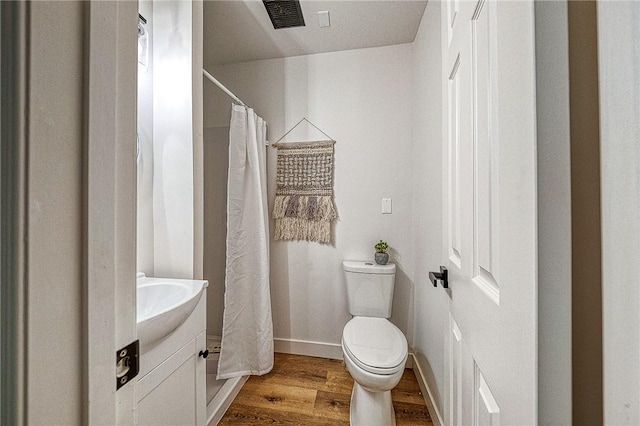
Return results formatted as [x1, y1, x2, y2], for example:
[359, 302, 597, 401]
[429, 266, 448, 288]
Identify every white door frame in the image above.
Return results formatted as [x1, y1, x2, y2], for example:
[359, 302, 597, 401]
[85, 1, 138, 423]
[0, 2, 29, 423]
[0, 1, 138, 423]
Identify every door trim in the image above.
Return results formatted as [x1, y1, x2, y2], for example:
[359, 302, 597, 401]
[83, 1, 138, 423]
[0, 2, 29, 424]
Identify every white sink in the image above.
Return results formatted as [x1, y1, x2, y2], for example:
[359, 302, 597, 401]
[137, 274, 208, 347]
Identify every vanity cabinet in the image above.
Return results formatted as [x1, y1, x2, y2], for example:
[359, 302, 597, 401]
[137, 291, 207, 425]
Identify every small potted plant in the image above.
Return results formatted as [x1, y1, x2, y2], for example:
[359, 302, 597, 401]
[374, 240, 390, 265]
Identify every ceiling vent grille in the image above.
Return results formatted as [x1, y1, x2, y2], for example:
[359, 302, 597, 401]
[263, 0, 306, 29]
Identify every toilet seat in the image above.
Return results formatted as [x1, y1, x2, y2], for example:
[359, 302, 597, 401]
[342, 317, 408, 375]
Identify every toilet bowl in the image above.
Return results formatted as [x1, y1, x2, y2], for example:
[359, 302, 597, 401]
[342, 316, 408, 426]
[341, 260, 408, 425]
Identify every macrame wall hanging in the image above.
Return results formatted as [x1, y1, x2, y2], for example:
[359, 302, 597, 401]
[272, 118, 337, 244]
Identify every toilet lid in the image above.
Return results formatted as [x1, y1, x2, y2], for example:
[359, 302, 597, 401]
[342, 317, 407, 375]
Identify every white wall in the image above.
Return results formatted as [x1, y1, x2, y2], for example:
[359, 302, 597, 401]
[203, 126, 229, 336]
[410, 1, 447, 421]
[137, 0, 155, 275]
[26, 3, 85, 421]
[137, 0, 202, 280]
[192, 0, 204, 279]
[152, 0, 194, 279]
[202, 45, 230, 337]
[203, 44, 415, 354]
[535, 1, 573, 423]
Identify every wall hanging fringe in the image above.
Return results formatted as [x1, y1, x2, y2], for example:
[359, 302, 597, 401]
[273, 140, 337, 244]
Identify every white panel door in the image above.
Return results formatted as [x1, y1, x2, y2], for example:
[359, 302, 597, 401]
[441, 1, 537, 424]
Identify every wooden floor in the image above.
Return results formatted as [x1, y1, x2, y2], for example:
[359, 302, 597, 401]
[219, 353, 433, 425]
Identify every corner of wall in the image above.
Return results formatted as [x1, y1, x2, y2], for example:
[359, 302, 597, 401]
[151, 0, 195, 279]
[410, 0, 446, 420]
[193, 0, 204, 279]
[411, 353, 444, 426]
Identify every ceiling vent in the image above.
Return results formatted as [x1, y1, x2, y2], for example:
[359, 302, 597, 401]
[263, 0, 306, 29]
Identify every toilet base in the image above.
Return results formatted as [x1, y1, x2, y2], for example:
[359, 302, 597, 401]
[350, 382, 396, 426]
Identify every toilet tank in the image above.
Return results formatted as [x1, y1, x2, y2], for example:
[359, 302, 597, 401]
[343, 261, 396, 318]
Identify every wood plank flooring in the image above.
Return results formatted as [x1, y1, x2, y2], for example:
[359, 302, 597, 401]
[219, 353, 433, 425]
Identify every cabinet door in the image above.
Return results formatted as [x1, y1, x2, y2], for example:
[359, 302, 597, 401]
[137, 333, 206, 425]
[195, 332, 206, 425]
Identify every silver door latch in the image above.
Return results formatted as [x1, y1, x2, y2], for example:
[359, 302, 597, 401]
[116, 340, 139, 390]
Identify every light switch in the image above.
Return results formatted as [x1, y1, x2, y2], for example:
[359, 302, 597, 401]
[381, 198, 392, 214]
[318, 11, 331, 28]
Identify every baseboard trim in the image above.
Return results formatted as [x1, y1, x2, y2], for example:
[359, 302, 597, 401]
[411, 353, 444, 426]
[405, 353, 414, 369]
[274, 338, 343, 360]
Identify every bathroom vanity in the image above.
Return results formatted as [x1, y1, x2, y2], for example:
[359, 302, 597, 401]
[136, 277, 208, 425]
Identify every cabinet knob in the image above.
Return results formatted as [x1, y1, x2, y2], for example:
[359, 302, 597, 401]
[199, 349, 209, 359]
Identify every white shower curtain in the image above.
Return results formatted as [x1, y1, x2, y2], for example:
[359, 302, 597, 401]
[217, 105, 273, 380]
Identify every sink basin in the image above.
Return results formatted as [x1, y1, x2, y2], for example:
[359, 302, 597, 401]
[137, 274, 208, 347]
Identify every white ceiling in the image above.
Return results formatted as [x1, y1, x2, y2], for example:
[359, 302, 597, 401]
[203, 0, 428, 67]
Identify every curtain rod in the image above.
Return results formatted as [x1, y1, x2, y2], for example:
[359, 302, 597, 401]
[202, 69, 247, 107]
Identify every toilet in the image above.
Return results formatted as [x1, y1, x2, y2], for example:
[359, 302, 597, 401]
[341, 260, 408, 426]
